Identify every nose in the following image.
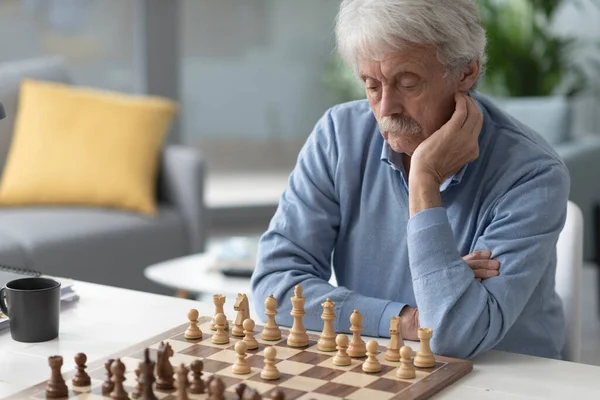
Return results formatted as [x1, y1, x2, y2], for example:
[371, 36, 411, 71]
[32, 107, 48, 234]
[379, 86, 403, 118]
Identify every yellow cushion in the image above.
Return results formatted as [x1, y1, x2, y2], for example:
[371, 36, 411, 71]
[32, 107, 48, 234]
[0, 79, 178, 216]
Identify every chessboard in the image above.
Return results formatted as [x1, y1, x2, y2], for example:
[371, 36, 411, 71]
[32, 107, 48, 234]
[6, 290, 472, 400]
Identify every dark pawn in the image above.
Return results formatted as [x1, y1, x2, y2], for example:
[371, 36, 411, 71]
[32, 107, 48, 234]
[45, 355, 68, 399]
[102, 358, 115, 395]
[72, 352, 91, 387]
[189, 359, 205, 394]
[242, 388, 261, 400]
[208, 376, 225, 400]
[204, 374, 215, 394]
[175, 364, 189, 400]
[234, 382, 247, 399]
[270, 388, 285, 400]
[131, 368, 142, 399]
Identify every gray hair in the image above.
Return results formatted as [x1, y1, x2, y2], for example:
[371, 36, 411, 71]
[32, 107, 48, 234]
[334, 0, 487, 81]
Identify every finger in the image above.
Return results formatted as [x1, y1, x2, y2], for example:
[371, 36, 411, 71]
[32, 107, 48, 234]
[446, 93, 468, 132]
[467, 260, 500, 270]
[463, 250, 492, 260]
[463, 96, 480, 132]
[473, 269, 500, 279]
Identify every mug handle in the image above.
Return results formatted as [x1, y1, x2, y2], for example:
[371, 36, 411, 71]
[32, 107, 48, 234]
[0, 287, 8, 315]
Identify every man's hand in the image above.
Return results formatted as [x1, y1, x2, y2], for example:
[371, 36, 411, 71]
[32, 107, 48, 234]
[408, 92, 484, 216]
[400, 306, 420, 341]
[463, 250, 500, 282]
[411, 92, 483, 186]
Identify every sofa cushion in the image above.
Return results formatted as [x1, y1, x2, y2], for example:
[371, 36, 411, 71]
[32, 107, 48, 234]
[0, 79, 178, 216]
[0, 57, 71, 172]
[0, 205, 188, 290]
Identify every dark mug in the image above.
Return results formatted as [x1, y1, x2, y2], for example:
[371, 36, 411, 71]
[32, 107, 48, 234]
[0, 277, 61, 342]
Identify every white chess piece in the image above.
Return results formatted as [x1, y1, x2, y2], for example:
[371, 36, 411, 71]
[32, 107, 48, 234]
[396, 346, 416, 379]
[211, 313, 229, 344]
[242, 318, 259, 350]
[362, 340, 382, 373]
[232, 341, 251, 375]
[184, 309, 202, 340]
[318, 298, 337, 352]
[260, 347, 280, 380]
[261, 294, 282, 341]
[287, 285, 308, 347]
[332, 334, 352, 366]
[347, 310, 366, 358]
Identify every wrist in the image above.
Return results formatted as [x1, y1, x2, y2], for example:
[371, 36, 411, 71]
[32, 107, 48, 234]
[408, 171, 442, 216]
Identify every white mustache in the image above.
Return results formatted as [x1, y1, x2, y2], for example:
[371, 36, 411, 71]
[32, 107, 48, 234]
[378, 115, 422, 135]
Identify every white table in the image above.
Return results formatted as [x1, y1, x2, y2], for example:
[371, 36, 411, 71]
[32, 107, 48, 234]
[1, 281, 600, 399]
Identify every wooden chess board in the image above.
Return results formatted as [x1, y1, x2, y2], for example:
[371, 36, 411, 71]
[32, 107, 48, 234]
[6, 316, 472, 400]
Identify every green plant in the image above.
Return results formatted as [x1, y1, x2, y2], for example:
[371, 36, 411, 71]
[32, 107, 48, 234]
[476, 0, 600, 97]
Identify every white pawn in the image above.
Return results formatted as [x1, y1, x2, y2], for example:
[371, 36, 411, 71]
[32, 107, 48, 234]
[396, 346, 416, 379]
[232, 341, 251, 375]
[242, 318, 258, 350]
[362, 340, 382, 373]
[184, 309, 202, 340]
[260, 347, 280, 380]
[211, 313, 229, 345]
[332, 334, 351, 366]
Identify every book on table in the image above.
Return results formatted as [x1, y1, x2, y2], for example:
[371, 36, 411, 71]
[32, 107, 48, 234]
[0, 264, 80, 331]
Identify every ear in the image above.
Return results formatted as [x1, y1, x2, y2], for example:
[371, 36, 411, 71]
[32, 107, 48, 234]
[457, 59, 480, 92]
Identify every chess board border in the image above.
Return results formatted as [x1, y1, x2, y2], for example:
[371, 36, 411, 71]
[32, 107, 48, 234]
[6, 316, 473, 400]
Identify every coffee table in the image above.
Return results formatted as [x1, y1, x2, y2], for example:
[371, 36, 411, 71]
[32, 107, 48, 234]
[143, 250, 339, 302]
[144, 251, 254, 301]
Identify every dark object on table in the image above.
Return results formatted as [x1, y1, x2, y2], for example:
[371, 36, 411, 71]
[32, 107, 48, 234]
[45, 355, 68, 398]
[0, 277, 61, 342]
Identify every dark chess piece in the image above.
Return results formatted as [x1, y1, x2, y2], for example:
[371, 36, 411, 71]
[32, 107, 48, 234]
[132, 367, 142, 399]
[270, 388, 285, 400]
[110, 359, 129, 400]
[72, 352, 91, 387]
[204, 375, 215, 394]
[155, 341, 175, 390]
[102, 358, 115, 395]
[175, 363, 189, 400]
[45, 355, 68, 398]
[234, 382, 247, 399]
[189, 360, 205, 394]
[242, 387, 261, 400]
[209, 376, 225, 400]
[138, 348, 157, 400]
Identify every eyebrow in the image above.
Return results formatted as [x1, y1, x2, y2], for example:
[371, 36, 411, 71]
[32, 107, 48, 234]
[359, 71, 417, 83]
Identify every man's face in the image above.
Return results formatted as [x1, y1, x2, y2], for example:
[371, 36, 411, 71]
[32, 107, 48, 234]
[359, 46, 460, 155]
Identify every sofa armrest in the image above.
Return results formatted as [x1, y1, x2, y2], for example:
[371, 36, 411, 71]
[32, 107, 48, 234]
[158, 144, 207, 254]
[555, 135, 600, 261]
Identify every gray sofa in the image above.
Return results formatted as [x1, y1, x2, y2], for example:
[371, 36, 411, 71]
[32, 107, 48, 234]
[494, 96, 600, 262]
[0, 56, 206, 294]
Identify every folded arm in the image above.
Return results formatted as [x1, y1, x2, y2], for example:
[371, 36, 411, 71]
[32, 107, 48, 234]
[250, 110, 407, 337]
[407, 162, 570, 359]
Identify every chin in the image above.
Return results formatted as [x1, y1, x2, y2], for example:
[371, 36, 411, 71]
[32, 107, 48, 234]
[383, 132, 423, 155]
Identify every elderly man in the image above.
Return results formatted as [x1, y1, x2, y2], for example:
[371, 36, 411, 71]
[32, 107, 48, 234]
[250, 0, 569, 360]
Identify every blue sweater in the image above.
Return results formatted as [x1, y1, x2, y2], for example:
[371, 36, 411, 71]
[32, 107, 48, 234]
[250, 91, 569, 360]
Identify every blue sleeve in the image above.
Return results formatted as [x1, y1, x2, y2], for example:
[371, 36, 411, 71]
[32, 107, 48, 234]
[407, 162, 570, 359]
[250, 109, 405, 337]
